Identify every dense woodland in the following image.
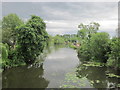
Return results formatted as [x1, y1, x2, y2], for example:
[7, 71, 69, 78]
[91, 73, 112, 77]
[0, 13, 120, 70]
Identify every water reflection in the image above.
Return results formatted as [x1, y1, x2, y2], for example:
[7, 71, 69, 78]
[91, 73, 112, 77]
[2, 45, 120, 89]
[2, 46, 79, 88]
[76, 63, 120, 88]
[2, 64, 49, 88]
[43, 47, 79, 88]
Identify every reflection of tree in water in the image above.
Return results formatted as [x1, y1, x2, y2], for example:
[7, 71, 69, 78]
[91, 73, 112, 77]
[35, 41, 54, 64]
[36, 42, 65, 63]
[2, 64, 49, 88]
[54, 44, 66, 51]
[76, 63, 119, 88]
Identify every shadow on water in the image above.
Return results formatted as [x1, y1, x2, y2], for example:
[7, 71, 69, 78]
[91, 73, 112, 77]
[2, 64, 49, 88]
[2, 44, 71, 88]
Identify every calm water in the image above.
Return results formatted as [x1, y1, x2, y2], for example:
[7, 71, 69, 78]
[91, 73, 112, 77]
[2, 46, 120, 88]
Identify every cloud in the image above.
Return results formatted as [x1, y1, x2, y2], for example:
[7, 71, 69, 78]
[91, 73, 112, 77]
[2, 2, 118, 37]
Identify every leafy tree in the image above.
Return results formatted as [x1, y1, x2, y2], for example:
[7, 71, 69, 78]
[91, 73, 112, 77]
[77, 38, 91, 61]
[2, 14, 23, 47]
[16, 15, 48, 64]
[107, 38, 120, 68]
[77, 29, 87, 39]
[77, 22, 100, 39]
[78, 32, 110, 63]
[89, 32, 110, 63]
[77, 22, 101, 62]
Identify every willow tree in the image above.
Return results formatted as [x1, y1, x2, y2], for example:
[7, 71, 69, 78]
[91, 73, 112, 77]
[16, 15, 48, 64]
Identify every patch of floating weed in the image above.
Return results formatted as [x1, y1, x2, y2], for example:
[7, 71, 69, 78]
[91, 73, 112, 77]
[82, 62, 105, 67]
[106, 73, 120, 78]
[60, 72, 90, 88]
[117, 84, 120, 88]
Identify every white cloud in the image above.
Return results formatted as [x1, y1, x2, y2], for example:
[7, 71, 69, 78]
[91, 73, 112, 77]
[44, 19, 117, 36]
[2, 2, 118, 37]
[99, 20, 118, 30]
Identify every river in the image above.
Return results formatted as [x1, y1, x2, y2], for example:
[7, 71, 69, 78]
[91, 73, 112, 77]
[2, 46, 120, 88]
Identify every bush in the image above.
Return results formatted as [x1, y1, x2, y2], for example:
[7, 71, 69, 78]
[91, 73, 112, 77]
[107, 38, 120, 68]
[0, 43, 25, 69]
[0, 43, 9, 68]
[78, 32, 110, 63]
[78, 39, 91, 61]
[89, 32, 110, 63]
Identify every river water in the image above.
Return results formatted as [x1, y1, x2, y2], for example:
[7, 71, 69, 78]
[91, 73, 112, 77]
[2, 46, 120, 88]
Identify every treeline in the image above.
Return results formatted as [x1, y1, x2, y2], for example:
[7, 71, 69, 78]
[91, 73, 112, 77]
[50, 34, 79, 49]
[1, 14, 49, 69]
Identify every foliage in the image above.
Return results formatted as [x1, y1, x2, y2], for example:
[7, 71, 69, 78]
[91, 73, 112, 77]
[78, 38, 91, 61]
[77, 29, 87, 39]
[89, 32, 110, 63]
[76, 63, 119, 88]
[78, 32, 110, 63]
[117, 84, 120, 88]
[60, 72, 88, 88]
[107, 38, 120, 68]
[62, 34, 78, 43]
[53, 35, 65, 44]
[16, 15, 48, 64]
[0, 43, 25, 69]
[77, 22, 100, 39]
[0, 43, 9, 68]
[2, 14, 23, 47]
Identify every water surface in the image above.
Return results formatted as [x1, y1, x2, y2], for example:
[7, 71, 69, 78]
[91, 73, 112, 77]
[2, 46, 120, 88]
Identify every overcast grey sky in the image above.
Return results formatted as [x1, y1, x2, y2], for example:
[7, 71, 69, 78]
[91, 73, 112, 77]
[2, 2, 118, 36]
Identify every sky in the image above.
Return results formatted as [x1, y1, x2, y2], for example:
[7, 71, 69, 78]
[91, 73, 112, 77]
[2, 2, 118, 37]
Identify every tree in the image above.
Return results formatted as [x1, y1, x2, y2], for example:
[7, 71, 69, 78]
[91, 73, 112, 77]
[77, 22, 100, 39]
[77, 29, 87, 39]
[89, 32, 110, 63]
[16, 15, 48, 64]
[2, 14, 23, 47]
[107, 37, 120, 68]
[78, 32, 110, 63]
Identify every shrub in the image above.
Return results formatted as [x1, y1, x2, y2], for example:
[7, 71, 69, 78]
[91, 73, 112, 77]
[107, 38, 120, 68]
[78, 32, 110, 63]
[89, 32, 110, 63]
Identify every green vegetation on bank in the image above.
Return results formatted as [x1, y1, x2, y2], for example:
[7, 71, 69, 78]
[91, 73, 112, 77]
[0, 13, 119, 70]
[77, 22, 120, 69]
[1, 14, 49, 69]
[49, 22, 120, 69]
[16, 15, 49, 64]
